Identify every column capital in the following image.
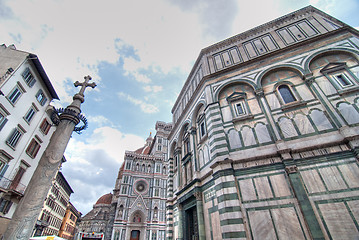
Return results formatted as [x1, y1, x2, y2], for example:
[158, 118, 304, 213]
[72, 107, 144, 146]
[194, 192, 203, 201]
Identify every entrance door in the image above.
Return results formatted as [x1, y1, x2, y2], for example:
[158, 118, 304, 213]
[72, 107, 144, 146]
[185, 207, 198, 240]
[130, 230, 140, 240]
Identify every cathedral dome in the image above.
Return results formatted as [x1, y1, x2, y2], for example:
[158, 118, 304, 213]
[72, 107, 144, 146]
[95, 193, 112, 205]
[134, 146, 151, 155]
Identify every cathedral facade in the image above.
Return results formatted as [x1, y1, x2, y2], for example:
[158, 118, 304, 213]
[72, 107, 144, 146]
[166, 6, 359, 240]
[78, 121, 172, 240]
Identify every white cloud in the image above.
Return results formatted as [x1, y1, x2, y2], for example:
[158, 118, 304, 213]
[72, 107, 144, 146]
[143, 85, 163, 93]
[117, 92, 159, 113]
[62, 126, 145, 213]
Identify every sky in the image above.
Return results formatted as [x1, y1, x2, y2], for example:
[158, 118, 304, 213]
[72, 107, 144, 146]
[0, 0, 358, 215]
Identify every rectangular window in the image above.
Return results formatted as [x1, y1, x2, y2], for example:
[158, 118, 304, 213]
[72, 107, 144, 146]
[7, 127, 24, 148]
[157, 145, 162, 151]
[126, 162, 131, 169]
[22, 67, 36, 87]
[154, 188, 159, 197]
[199, 121, 206, 138]
[334, 73, 352, 87]
[0, 198, 12, 214]
[24, 107, 37, 124]
[26, 138, 41, 158]
[40, 119, 51, 135]
[0, 111, 8, 131]
[7, 86, 23, 104]
[235, 102, 246, 115]
[36, 90, 47, 106]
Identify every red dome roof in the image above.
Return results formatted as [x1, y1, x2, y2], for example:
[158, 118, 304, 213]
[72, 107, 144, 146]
[95, 193, 112, 205]
[134, 146, 151, 155]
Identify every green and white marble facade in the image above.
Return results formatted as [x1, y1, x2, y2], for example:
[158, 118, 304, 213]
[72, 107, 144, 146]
[166, 6, 359, 240]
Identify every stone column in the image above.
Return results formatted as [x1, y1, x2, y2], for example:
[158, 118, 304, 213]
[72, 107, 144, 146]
[177, 204, 183, 240]
[3, 76, 96, 240]
[194, 192, 205, 240]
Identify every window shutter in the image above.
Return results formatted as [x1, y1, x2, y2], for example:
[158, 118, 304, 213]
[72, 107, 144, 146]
[0, 118, 8, 131]
[0, 164, 9, 178]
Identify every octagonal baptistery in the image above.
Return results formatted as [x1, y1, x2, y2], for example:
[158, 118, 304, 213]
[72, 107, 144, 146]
[166, 5, 359, 240]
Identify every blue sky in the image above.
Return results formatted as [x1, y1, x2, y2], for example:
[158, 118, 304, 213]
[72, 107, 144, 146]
[0, 0, 358, 215]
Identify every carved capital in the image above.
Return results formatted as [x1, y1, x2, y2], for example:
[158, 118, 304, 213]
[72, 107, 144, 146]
[255, 88, 265, 98]
[303, 73, 315, 86]
[285, 165, 298, 174]
[194, 192, 202, 201]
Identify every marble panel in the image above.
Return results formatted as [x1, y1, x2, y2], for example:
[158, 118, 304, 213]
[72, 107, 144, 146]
[254, 176, 274, 199]
[265, 93, 281, 110]
[337, 102, 359, 125]
[338, 163, 359, 188]
[239, 178, 257, 201]
[211, 211, 222, 240]
[255, 123, 272, 144]
[271, 207, 306, 240]
[278, 117, 298, 138]
[269, 174, 291, 197]
[228, 130, 242, 149]
[319, 202, 359, 240]
[296, 84, 315, 101]
[248, 210, 276, 240]
[309, 109, 333, 131]
[347, 200, 359, 225]
[318, 166, 348, 191]
[241, 126, 257, 146]
[222, 106, 232, 122]
[316, 76, 337, 95]
[300, 170, 326, 194]
[293, 114, 315, 135]
[248, 99, 261, 115]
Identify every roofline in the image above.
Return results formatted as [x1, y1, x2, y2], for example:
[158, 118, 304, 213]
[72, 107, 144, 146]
[28, 54, 59, 100]
[57, 171, 74, 194]
[171, 5, 350, 113]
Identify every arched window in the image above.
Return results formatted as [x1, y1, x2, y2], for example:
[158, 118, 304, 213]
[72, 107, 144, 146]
[163, 166, 166, 174]
[278, 85, 296, 104]
[148, 164, 151, 173]
[142, 164, 145, 172]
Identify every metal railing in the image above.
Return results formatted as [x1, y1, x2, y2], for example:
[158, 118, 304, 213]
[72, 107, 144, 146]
[0, 176, 26, 195]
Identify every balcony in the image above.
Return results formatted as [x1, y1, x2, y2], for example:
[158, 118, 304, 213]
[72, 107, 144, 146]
[0, 176, 26, 197]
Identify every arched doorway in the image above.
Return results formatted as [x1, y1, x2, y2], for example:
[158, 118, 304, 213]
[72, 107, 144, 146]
[130, 230, 140, 240]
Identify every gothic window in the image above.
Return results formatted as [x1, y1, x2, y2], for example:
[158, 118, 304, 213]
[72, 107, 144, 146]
[156, 164, 160, 173]
[118, 205, 123, 219]
[163, 166, 166, 174]
[148, 164, 151, 173]
[126, 161, 131, 170]
[142, 164, 145, 172]
[22, 67, 36, 87]
[153, 207, 158, 220]
[278, 85, 296, 104]
[136, 163, 139, 171]
[121, 186, 127, 194]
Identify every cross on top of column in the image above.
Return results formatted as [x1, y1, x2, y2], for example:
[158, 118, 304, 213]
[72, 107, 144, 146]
[74, 75, 97, 96]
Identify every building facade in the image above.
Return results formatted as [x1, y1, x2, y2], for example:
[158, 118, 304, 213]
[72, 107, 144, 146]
[34, 171, 74, 237]
[59, 202, 82, 239]
[77, 121, 172, 240]
[166, 6, 359, 240]
[0, 44, 59, 236]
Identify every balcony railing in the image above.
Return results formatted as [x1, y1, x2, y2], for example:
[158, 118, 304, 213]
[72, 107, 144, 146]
[0, 176, 26, 195]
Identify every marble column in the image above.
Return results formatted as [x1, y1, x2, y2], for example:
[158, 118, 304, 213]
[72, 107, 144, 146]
[3, 76, 96, 240]
[194, 192, 206, 240]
